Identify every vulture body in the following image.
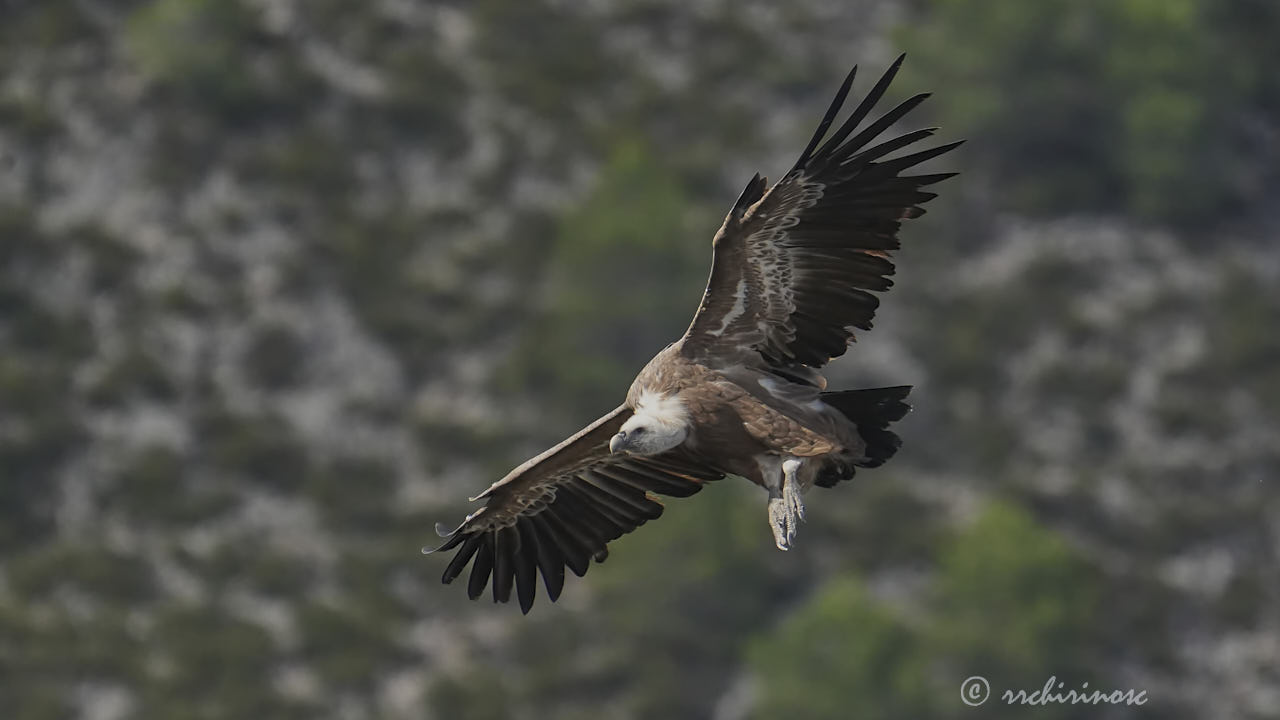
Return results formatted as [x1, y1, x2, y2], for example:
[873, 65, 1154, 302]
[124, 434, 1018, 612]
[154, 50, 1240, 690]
[429, 55, 958, 612]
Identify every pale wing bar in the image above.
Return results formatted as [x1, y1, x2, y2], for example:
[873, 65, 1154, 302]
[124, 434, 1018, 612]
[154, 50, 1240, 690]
[756, 54, 961, 366]
[683, 55, 959, 368]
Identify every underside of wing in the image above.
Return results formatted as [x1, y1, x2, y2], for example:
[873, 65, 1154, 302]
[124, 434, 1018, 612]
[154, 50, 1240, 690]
[426, 406, 724, 613]
[682, 54, 960, 369]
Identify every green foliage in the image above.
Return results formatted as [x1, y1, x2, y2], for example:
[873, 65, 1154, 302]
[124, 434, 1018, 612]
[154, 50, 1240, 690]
[305, 457, 397, 532]
[806, 480, 945, 573]
[200, 539, 316, 598]
[0, 209, 92, 553]
[8, 545, 156, 606]
[0, 95, 60, 145]
[898, 0, 1277, 226]
[750, 502, 1102, 720]
[136, 604, 307, 719]
[295, 602, 414, 693]
[505, 139, 711, 414]
[242, 130, 354, 201]
[491, 484, 797, 718]
[928, 504, 1100, 712]
[198, 408, 309, 491]
[1217, 572, 1265, 629]
[593, 486, 785, 715]
[243, 324, 307, 390]
[377, 42, 468, 151]
[1193, 267, 1280, 417]
[750, 578, 930, 720]
[86, 346, 177, 406]
[125, 0, 262, 107]
[427, 671, 513, 720]
[126, 0, 322, 189]
[306, 207, 525, 384]
[472, 0, 620, 130]
[0, 1, 96, 49]
[0, 603, 141, 720]
[106, 445, 241, 526]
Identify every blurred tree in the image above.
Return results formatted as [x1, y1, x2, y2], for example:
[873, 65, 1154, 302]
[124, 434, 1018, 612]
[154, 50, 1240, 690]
[502, 138, 711, 417]
[925, 502, 1102, 719]
[0, 208, 92, 554]
[898, 0, 1279, 227]
[749, 502, 1103, 720]
[427, 671, 513, 720]
[135, 604, 309, 719]
[126, 0, 263, 114]
[749, 577, 930, 720]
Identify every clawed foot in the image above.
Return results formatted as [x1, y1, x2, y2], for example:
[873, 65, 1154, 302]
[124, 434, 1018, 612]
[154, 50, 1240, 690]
[768, 458, 806, 550]
[784, 471, 805, 523]
[768, 494, 796, 550]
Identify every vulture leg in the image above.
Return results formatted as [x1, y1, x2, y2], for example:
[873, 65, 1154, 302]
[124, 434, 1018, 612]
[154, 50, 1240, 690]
[765, 456, 807, 550]
[782, 458, 807, 524]
[767, 489, 793, 551]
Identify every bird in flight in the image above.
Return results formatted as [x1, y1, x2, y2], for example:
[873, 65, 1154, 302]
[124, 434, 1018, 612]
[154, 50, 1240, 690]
[428, 55, 959, 613]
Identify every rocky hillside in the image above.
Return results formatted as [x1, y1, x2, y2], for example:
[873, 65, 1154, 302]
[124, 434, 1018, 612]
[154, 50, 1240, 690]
[1, 1, 1276, 719]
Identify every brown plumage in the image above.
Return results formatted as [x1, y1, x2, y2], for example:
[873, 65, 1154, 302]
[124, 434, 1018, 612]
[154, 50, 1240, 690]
[428, 55, 958, 612]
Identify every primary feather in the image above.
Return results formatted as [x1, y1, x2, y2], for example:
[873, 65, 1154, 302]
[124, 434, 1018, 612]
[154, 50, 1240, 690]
[429, 55, 959, 612]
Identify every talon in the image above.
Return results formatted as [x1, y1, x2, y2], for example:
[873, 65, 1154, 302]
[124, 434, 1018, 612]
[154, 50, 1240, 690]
[785, 481, 805, 523]
[767, 458, 808, 551]
[782, 457, 806, 526]
[768, 496, 791, 550]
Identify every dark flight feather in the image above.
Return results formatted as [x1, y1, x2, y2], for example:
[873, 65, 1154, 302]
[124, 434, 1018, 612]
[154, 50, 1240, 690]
[681, 54, 959, 368]
[430, 54, 955, 612]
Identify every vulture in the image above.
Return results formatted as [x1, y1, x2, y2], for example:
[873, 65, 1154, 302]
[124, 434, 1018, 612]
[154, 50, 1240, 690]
[428, 55, 959, 612]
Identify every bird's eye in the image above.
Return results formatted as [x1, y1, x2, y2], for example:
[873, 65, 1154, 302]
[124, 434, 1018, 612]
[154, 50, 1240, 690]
[631, 427, 647, 436]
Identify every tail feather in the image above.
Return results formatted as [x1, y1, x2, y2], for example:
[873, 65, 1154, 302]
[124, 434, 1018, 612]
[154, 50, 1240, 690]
[815, 385, 911, 488]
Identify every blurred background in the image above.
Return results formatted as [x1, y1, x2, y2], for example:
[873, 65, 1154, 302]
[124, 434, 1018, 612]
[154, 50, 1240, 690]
[1, 0, 1278, 718]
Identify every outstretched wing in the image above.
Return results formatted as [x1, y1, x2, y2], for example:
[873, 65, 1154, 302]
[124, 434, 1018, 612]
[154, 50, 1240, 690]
[427, 405, 724, 613]
[681, 55, 960, 369]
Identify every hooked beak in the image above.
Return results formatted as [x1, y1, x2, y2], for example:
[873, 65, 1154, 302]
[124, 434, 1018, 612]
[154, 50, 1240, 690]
[609, 431, 627, 454]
